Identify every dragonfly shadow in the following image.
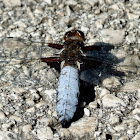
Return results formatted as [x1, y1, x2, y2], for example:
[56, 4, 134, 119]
[70, 42, 125, 126]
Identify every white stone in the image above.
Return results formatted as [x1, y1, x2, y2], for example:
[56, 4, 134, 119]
[66, 6, 71, 16]
[102, 76, 121, 89]
[47, 110, 52, 116]
[3, 0, 21, 7]
[94, 9, 100, 15]
[102, 94, 126, 108]
[89, 101, 97, 109]
[22, 66, 30, 76]
[84, 108, 90, 116]
[34, 7, 43, 15]
[118, 136, 129, 140]
[38, 117, 54, 126]
[36, 101, 47, 108]
[0, 8, 3, 14]
[13, 88, 26, 94]
[127, 13, 139, 20]
[53, 111, 57, 117]
[120, 80, 140, 94]
[44, 89, 56, 102]
[26, 99, 35, 106]
[46, 68, 57, 81]
[85, 0, 99, 6]
[0, 104, 3, 110]
[98, 109, 103, 118]
[22, 124, 32, 133]
[37, 127, 53, 139]
[66, 117, 98, 138]
[9, 115, 22, 122]
[65, 0, 77, 5]
[114, 123, 127, 132]
[135, 99, 140, 107]
[109, 4, 119, 10]
[81, 26, 89, 32]
[2, 122, 14, 130]
[101, 29, 125, 45]
[26, 107, 35, 113]
[126, 33, 136, 44]
[109, 115, 119, 125]
[44, 0, 52, 5]
[9, 29, 23, 37]
[0, 131, 18, 140]
[137, 91, 140, 99]
[14, 21, 27, 28]
[29, 89, 37, 94]
[133, 115, 140, 122]
[0, 111, 6, 120]
[105, 0, 113, 5]
[32, 92, 40, 100]
[10, 93, 18, 100]
[100, 88, 110, 98]
[132, 132, 140, 140]
[94, 131, 102, 138]
[132, 108, 140, 115]
[127, 129, 134, 135]
[123, 119, 138, 128]
[59, 129, 70, 138]
[95, 19, 104, 28]
[99, 0, 104, 5]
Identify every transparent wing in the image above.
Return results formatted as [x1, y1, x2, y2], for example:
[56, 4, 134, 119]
[0, 37, 139, 92]
[0, 38, 60, 88]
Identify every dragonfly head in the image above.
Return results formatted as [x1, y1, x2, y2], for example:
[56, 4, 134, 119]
[64, 30, 85, 42]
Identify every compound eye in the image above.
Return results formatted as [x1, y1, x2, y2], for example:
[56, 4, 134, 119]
[76, 30, 85, 41]
[64, 31, 71, 40]
[64, 30, 85, 41]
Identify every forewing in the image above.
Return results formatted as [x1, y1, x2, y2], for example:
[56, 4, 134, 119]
[0, 38, 60, 88]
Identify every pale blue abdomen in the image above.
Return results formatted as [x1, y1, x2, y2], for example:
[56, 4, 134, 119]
[56, 66, 79, 127]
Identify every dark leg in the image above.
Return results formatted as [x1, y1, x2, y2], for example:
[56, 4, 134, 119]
[47, 43, 63, 49]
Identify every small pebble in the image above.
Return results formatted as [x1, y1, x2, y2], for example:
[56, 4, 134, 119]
[9, 115, 22, 122]
[132, 108, 140, 115]
[22, 124, 32, 134]
[100, 88, 110, 98]
[35, 101, 47, 108]
[84, 108, 90, 116]
[37, 127, 53, 140]
[132, 132, 140, 140]
[101, 29, 125, 45]
[0, 111, 6, 120]
[118, 136, 129, 140]
[127, 12, 139, 20]
[127, 129, 134, 135]
[3, 0, 21, 7]
[26, 107, 35, 113]
[109, 115, 119, 125]
[114, 123, 127, 132]
[89, 101, 97, 109]
[102, 94, 126, 108]
[102, 76, 121, 89]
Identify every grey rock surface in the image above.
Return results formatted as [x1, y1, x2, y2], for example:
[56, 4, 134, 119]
[0, 0, 140, 139]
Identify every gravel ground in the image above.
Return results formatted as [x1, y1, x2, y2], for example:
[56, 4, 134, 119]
[0, 0, 140, 140]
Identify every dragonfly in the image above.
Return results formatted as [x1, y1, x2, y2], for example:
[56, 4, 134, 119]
[0, 30, 139, 128]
